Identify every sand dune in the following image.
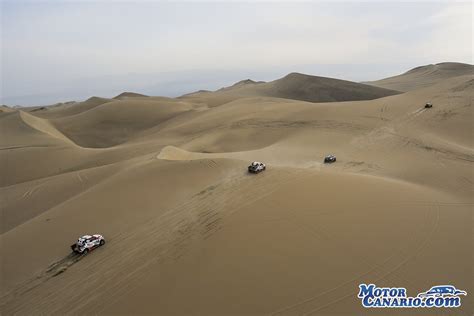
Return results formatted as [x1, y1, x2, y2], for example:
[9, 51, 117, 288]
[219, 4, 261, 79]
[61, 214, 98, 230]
[113, 92, 149, 99]
[365, 62, 474, 92]
[0, 162, 121, 233]
[18, 111, 76, 145]
[1, 105, 15, 113]
[1, 65, 473, 315]
[51, 98, 195, 148]
[30, 96, 113, 119]
[181, 72, 400, 107]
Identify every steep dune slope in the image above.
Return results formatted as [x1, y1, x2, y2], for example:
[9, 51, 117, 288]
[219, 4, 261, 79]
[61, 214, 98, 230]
[0, 111, 89, 186]
[365, 62, 473, 92]
[18, 111, 76, 145]
[1, 111, 67, 149]
[259, 73, 400, 101]
[52, 98, 194, 148]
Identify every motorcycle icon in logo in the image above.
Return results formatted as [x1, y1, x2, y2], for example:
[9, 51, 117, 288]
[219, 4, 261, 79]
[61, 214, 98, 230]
[417, 285, 467, 298]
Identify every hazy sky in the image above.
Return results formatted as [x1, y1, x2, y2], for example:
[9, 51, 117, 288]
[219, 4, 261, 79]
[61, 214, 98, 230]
[1, 0, 472, 105]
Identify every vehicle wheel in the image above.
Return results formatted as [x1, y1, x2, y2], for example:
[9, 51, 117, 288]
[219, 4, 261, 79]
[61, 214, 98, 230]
[100, 239, 105, 246]
[82, 248, 89, 255]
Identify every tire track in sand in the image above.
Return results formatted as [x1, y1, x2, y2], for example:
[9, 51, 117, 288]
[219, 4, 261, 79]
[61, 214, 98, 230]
[2, 164, 306, 315]
[271, 202, 441, 316]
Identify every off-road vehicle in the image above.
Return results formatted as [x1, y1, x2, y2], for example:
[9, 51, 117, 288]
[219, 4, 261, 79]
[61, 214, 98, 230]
[324, 155, 336, 163]
[248, 161, 266, 173]
[71, 234, 105, 255]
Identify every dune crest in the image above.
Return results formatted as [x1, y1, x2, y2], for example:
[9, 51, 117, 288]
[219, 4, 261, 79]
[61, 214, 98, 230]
[18, 111, 76, 145]
[113, 92, 148, 99]
[365, 62, 474, 91]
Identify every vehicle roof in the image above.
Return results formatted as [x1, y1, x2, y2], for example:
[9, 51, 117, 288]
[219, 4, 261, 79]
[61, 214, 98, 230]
[80, 234, 101, 240]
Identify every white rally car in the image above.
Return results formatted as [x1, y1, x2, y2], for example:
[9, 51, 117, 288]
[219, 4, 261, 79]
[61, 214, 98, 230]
[71, 234, 105, 254]
[248, 161, 266, 173]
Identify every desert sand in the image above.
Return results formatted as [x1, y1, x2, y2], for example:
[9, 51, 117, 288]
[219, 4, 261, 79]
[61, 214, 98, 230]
[1, 62, 472, 315]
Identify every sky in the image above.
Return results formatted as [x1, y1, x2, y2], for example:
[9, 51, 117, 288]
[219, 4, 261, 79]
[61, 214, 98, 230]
[1, 0, 472, 106]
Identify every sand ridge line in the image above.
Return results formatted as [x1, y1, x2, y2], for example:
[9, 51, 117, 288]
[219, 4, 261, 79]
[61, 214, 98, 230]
[18, 111, 78, 146]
